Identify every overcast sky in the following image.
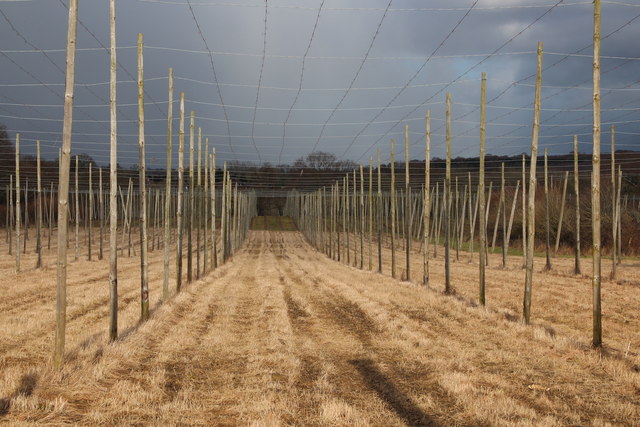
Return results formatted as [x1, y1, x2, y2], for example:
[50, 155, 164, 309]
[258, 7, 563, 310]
[0, 0, 639, 169]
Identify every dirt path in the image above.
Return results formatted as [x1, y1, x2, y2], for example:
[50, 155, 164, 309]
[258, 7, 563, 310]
[1, 231, 639, 425]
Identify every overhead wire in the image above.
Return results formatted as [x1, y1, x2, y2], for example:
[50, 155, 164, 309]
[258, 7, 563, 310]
[279, 0, 325, 164]
[309, 0, 393, 154]
[184, 0, 237, 160]
[249, 0, 268, 162]
[354, 0, 568, 163]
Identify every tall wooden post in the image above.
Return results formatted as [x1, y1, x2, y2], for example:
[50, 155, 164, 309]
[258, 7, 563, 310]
[610, 125, 617, 279]
[592, 0, 602, 347]
[505, 181, 520, 260]
[54, 0, 78, 367]
[523, 42, 543, 325]
[188, 112, 194, 282]
[196, 127, 202, 278]
[368, 157, 373, 270]
[455, 177, 460, 260]
[445, 93, 452, 294]
[75, 155, 79, 261]
[211, 148, 217, 270]
[176, 93, 185, 292]
[138, 33, 149, 321]
[163, 68, 173, 300]
[573, 136, 581, 274]
[616, 166, 622, 265]
[108, 0, 119, 342]
[554, 171, 569, 257]
[353, 170, 357, 266]
[99, 168, 103, 260]
[479, 73, 487, 304]
[24, 178, 28, 255]
[48, 182, 53, 251]
[521, 154, 527, 268]
[221, 162, 227, 262]
[16, 133, 21, 272]
[544, 148, 551, 270]
[404, 125, 411, 280]
[390, 139, 396, 278]
[5, 183, 8, 246]
[360, 164, 365, 269]
[203, 138, 209, 274]
[484, 182, 492, 267]
[468, 172, 476, 261]
[501, 162, 507, 267]
[88, 163, 92, 261]
[36, 140, 42, 268]
[10, 175, 13, 256]
[377, 149, 382, 273]
[424, 111, 431, 285]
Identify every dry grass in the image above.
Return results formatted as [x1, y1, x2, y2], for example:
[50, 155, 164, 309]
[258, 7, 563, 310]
[0, 227, 639, 425]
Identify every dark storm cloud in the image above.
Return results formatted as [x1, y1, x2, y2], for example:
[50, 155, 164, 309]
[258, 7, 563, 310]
[0, 0, 639, 169]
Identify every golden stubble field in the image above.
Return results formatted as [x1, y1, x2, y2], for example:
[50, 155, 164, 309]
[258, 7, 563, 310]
[0, 226, 639, 425]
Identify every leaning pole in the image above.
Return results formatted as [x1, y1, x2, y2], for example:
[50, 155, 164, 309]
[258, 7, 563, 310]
[54, 0, 78, 368]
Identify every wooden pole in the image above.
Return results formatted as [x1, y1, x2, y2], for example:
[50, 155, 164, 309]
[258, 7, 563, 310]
[544, 148, 551, 270]
[501, 163, 507, 267]
[203, 138, 209, 274]
[424, 111, 430, 285]
[346, 174, 350, 265]
[126, 178, 133, 257]
[610, 125, 617, 279]
[405, 125, 411, 280]
[5, 183, 8, 245]
[390, 139, 396, 278]
[188, 112, 194, 282]
[221, 162, 227, 262]
[24, 178, 28, 255]
[484, 182, 492, 267]
[49, 181, 53, 251]
[75, 155, 79, 261]
[523, 42, 543, 325]
[616, 165, 622, 265]
[196, 127, 202, 279]
[505, 181, 520, 262]
[368, 156, 373, 270]
[521, 154, 527, 268]
[445, 92, 452, 294]
[138, 33, 149, 321]
[88, 163, 92, 260]
[433, 182, 439, 257]
[108, 0, 119, 342]
[15, 135, 21, 272]
[5, 183, 9, 248]
[353, 170, 357, 266]
[491, 177, 502, 253]
[573, 135, 581, 274]
[98, 168, 103, 260]
[163, 68, 173, 300]
[9, 175, 13, 256]
[212, 148, 217, 270]
[455, 176, 460, 261]
[458, 183, 467, 255]
[479, 73, 486, 304]
[592, 0, 603, 347]
[468, 173, 477, 261]
[360, 164, 364, 269]
[54, 0, 78, 367]
[176, 93, 185, 292]
[554, 171, 569, 257]
[377, 149, 382, 273]
[617, 170, 622, 264]
[36, 140, 42, 268]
